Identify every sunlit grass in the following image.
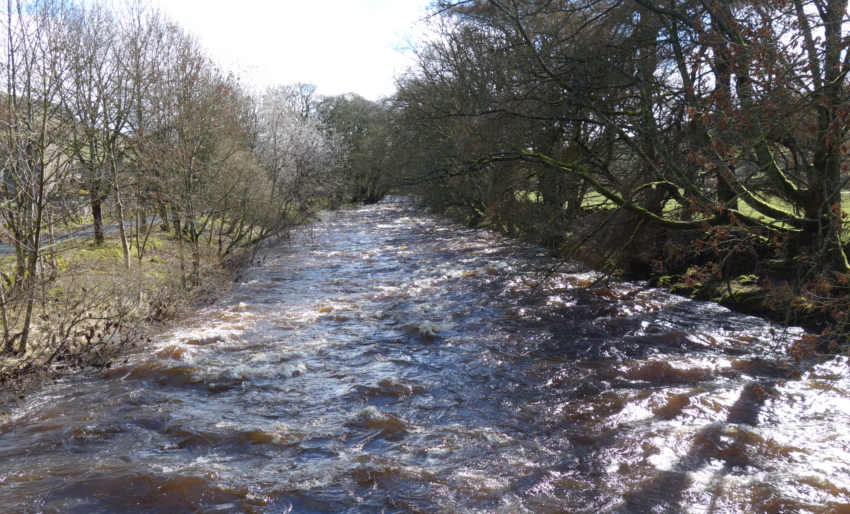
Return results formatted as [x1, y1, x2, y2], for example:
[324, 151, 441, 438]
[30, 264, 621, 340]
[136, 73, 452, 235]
[515, 188, 850, 229]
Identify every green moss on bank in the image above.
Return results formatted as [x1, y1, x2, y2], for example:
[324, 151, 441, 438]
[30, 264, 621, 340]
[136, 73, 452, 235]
[649, 273, 821, 329]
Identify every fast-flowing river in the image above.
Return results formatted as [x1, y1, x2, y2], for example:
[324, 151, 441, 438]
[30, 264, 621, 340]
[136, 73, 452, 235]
[1, 202, 849, 513]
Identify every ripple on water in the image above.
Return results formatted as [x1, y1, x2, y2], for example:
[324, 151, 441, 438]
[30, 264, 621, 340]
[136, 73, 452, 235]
[0, 202, 848, 513]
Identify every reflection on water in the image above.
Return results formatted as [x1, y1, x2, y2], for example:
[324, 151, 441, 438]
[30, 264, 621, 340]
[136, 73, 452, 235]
[0, 202, 848, 513]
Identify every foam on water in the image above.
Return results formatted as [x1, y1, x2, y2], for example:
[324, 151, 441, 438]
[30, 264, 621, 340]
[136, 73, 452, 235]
[1, 201, 847, 513]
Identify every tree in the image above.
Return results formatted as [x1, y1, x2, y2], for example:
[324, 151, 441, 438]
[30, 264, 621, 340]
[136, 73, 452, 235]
[318, 94, 391, 204]
[394, 0, 850, 343]
[0, 0, 342, 358]
[0, 0, 78, 353]
[65, 1, 137, 266]
[256, 85, 338, 226]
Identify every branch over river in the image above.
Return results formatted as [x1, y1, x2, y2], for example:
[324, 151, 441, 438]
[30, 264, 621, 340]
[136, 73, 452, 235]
[0, 202, 847, 512]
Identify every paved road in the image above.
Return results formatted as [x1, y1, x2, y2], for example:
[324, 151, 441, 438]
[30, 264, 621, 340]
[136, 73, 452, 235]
[0, 217, 158, 256]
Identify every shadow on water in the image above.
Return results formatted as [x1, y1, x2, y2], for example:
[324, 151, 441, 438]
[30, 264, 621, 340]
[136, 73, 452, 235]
[618, 380, 774, 513]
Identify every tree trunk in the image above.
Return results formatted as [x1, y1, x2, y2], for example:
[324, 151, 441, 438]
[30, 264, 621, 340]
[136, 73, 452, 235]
[19, 150, 47, 355]
[158, 201, 170, 232]
[47, 208, 57, 275]
[711, 13, 738, 210]
[0, 273, 11, 354]
[115, 189, 130, 269]
[92, 198, 104, 245]
[108, 159, 131, 269]
[187, 210, 200, 286]
[17, 227, 40, 355]
[174, 211, 186, 289]
[171, 205, 181, 239]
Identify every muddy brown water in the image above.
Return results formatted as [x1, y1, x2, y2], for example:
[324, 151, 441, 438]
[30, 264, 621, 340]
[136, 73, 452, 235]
[1, 202, 849, 513]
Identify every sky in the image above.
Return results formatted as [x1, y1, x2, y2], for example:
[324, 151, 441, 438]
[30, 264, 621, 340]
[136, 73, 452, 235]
[156, 0, 434, 101]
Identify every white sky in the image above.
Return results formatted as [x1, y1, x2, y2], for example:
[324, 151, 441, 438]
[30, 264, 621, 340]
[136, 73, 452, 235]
[156, 0, 434, 101]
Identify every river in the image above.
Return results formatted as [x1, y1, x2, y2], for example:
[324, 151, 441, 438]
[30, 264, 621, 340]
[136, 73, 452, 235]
[1, 201, 848, 513]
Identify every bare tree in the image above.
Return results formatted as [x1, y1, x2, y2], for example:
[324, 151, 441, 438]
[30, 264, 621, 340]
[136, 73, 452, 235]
[0, 0, 78, 354]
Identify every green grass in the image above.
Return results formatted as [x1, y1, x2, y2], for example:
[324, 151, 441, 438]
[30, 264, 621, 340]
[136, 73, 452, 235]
[77, 241, 126, 264]
[515, 188, 850, 228]
[514, 190, 541, 203]
[582, 191, 616, 209]
[514, 190, 617, 209]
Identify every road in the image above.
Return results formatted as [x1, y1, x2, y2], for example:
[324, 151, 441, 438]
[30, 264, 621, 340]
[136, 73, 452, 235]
[0, 217, 158, 256]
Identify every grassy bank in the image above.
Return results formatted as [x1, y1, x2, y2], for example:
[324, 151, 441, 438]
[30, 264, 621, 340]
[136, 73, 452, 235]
[0, 223, 245, 400]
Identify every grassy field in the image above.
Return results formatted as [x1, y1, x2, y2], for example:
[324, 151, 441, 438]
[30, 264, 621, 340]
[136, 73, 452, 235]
[516, 189, 850, 225]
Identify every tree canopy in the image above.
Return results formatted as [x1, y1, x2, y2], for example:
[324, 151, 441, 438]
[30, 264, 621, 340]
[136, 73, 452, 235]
[381, 0, 850, 353]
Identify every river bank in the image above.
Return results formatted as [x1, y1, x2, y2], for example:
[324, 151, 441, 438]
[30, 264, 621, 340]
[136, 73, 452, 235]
[0, 223, 247, 409]
[454, 204, 825, 351]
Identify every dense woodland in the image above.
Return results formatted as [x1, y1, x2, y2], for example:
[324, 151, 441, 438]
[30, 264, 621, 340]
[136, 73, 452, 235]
[3, 0, 850, 370]
[370, 0, 850, 358]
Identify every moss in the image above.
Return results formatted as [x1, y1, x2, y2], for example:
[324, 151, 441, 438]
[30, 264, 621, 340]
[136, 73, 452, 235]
[54, 256, 68, 274]
[736, 274, 759, 285]
[660, 271, 775, 319]
[653, 275, 677, 288]
[718, 288, 766, 311]
[669, 282, 696, 297]
[77, 243, 125, 264]
[692, 283, 718, 301]
[143, 236, 164, 250]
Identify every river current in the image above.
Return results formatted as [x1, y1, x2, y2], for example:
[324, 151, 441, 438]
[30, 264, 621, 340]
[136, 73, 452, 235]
[1, 201, 849, 513]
